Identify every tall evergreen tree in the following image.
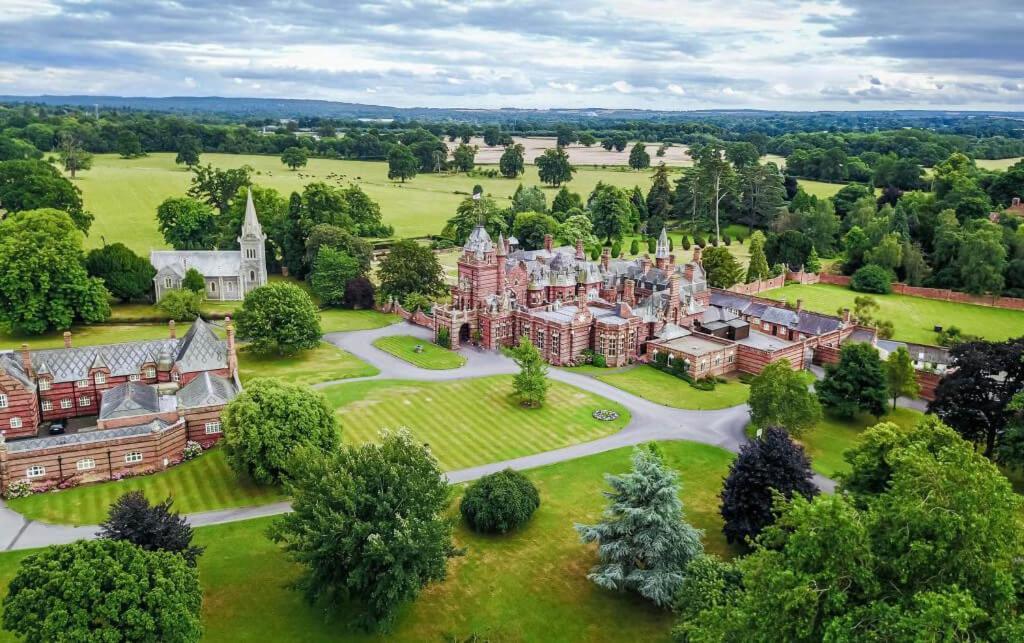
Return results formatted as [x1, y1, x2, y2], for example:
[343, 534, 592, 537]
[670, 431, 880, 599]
[720, 427, 818, 545]
[817, 342, 888, 419]
[510, 336, 549, 408]
[745, 230, 771, 282]
[576, 445, 704, 607]
[645, 163, 673, 233]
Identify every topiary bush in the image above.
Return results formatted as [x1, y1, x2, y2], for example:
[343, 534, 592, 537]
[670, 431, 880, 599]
[611, 241, 622, 258]
[693, 234, 706, 248]
[723, 234, 732, 246]
[851, 264, 894, 294]
[460, 469, 541, 534]
[630, 239, 640, 255]
[681, 235, 691, 250]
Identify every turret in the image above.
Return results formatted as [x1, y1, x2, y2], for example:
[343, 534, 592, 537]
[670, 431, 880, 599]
[655, 227, 670, 270]
[496, 232, 507, 298]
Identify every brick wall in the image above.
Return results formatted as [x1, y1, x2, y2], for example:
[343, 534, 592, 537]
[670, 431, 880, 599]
[736, 341, 805, 374]
[814, 273, 1024, 311]
[916, 370, 942, 402]
[0, 374, 40, 440]
[727, 274, 785, 295]
[818, 273, 853, 287]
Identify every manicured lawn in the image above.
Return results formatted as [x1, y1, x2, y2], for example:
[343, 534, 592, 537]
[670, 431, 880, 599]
[321, 308, 400, 333]
[0, 321, 204, 351]
[238, 342, 378, 385]
[324, 375, 631, 471]
[761, 283, 1024, 345]
[372, 335, 466, 369]
[6, 448, 284, 526]
[595, 366, 750, 410]
[797, 179, 846, 199]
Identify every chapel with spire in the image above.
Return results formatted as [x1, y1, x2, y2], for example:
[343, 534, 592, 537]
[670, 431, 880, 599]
[150, 188, 268, 301]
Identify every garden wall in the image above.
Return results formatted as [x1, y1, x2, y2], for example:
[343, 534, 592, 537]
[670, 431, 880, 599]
[815, 273, 1024, 311]
[727, 274, 785, 295]
[379, 300, 434, 328]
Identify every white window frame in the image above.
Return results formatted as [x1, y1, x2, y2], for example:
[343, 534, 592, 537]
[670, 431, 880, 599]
[76, 458, 96, 471]
[129, 374, 140, 382]
[0, 393, 7, 409]
[60, 398, 72, 409]
[94, 373, 106, 385]
[204, 421, 222, 435]
[26, 465, 45, 478]
[41, 400, 53, 411]
[9, 417, 22, 429]
[38, 378, 51, 391]
[144, 367, 156, 378]
[164, 277, 172, 288]
[171, 371, 180, 382]
[124, 451, 143, 464]
[78, 396, 91, 406]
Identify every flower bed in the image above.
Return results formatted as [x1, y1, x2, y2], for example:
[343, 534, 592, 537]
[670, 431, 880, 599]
[592, 409, 620, 421]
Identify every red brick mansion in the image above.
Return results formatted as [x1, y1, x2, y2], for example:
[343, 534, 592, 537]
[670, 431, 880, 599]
[0, 317, 240, 493]
[433, 225, 865, 375]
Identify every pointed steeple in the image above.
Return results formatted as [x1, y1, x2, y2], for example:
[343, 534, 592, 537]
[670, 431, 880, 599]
[496, 232, 507, 256]
[240, 188, 263, 238]
[655, 227, 669, 258]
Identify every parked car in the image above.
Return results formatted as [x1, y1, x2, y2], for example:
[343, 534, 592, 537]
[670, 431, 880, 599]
[48, 421, 66, 435]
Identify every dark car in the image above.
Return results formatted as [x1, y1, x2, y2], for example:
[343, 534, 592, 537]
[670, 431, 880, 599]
[48, 421, 66, 435]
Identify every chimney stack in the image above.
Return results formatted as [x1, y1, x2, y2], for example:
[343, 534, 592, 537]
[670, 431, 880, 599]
[63, 331, 72, 349]
[168, 319, 176, 339]
[601, 247, 611, 271]
[842, 308, 851, 324]
[623, 279, 636, 306]
[669, 253, 676, 267]
[575, 237, 585, 260]
[640, 254, 651, 274]
[225, 316, 237, 376]
[692, 245, 703, 265]
[544, 234, 553, 253]
[20, 343, 32, 377]
[796, 299, 803, 313]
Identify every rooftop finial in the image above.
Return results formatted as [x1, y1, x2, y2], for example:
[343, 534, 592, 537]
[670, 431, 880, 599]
[655, 227, 669, 258]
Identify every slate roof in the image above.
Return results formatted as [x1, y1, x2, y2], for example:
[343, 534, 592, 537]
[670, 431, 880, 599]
[876, 339, 950, 366]
[0, 351, 34, 390]
[6, 419, 175, 453]
[708, 291, 843, 337]
[99, 382, 162, 420]
[174, 318, 229, 373]
[464, 224, 493, 255]
[177, 372, 239, 409]
[150, 250, 242, 278]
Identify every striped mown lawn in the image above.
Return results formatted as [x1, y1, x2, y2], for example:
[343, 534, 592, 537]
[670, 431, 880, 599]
[6, 448, 285, 526]
[323, 375, 630, 471]
[372, 335, 466, 369]
[238, 342, 378, 385]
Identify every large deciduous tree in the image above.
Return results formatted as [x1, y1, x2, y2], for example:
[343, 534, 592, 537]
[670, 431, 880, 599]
[174, 135, 201, 168]
[387, 143, 418, 182]
[628, 142, 651, 170]
[2, 539, 202, 643]
[222, 378, 339, 485]
[748, 359, 821, 436]
[85, 242, 157, 302]
[510, 336, 549, 408]
[57, 130, 92, 179]
[98, 491, 204, 566]
[377, 239, 445, 302]
[187, 163, 251, 215]
[156, 197, 218, 250]
[816, 342, 888, 419]
[883, 346, 919, 409]
[269, 429, 454, 630]
[280, 146, 308, 170]
[235, 282, 322, 355]
[499, 143, 525, 178]
[535, 147, 575, 186]
[589, 182, 636, 243]
[0, 159, 92, 232]
[719, 427, 818, 545]
[576, 445, 704, 607]
[0, 208, 110, 334]
[452, 143, 477, 173]
[310, 246, 361, 306]
[929, 337, 1024, 459]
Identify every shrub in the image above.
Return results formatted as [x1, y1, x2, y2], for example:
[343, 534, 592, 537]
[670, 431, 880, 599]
[3, 479, 33, 500]
[630, 239, 639, 255]
[342, 276, 375, 309]
[403, 292, 433, 314]
[590, 246, 600, 260]
[723, 234, 732, 246]
[647, 237, 657, 253]
[460, 469, 540, 533]
[681, 235, 691, 250]
[435, 326, 450, 349]
[851, 264, 893, 294]
[181, 268, 205, 294]
[592, 353, 607, 368]
[182, 441, 203, 461]
[693, 234, 706, 247]
[611, 241, 622, 258]
[157, 289, 203, 320]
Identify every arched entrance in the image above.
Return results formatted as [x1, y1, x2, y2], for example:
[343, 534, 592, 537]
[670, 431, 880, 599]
[459, 323, 471, 344]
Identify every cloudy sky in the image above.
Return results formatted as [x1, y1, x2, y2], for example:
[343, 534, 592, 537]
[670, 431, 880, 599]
[2, 0, 1022, 110]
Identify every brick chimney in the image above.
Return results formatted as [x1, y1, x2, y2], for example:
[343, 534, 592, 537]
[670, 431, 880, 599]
[669, 254, 676, 267]
[668, 273, 681, 321]
[640, 254, 651, 274]
[575, 237, 585, 260]
[544, 234, 553, 253]
[63, 331, 72, 349]
[623, 279, 636, 306]
[225, 316, 237, 376]
[168, 319, 176, 339]
[692, 245, 703, 265]
[601, 247, 610, 271]
[796, 299, 803, 313]
[842, 308, 851, 324]
[20, 343, 32, 377]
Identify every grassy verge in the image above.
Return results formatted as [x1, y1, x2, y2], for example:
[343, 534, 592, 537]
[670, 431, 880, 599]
[594, 366, 750, 410]
[6, 448, 284, 526]
[238, 342, 378, 385]
[372, 335, 466, 369]
[324, 375, 630, 471]
[761, 283, 1024, 345]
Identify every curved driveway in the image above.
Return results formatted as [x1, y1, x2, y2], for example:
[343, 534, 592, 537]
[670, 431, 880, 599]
[2, 321, 833, 551]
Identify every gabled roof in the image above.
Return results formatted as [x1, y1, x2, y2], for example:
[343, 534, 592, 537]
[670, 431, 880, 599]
[174, 317, 228, 373]
[150, 250, 242, 278]
[31, 339, 177, 383]
[99, 382, 162, 420]
[0, 351, 34, 390]
[177, 371, 239, 409]
[6, 419, 175, 453]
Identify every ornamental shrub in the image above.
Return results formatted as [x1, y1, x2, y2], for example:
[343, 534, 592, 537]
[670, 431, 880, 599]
[592, 353, 607, 368]
[611, 241, 622, 258]
[157, 289, 203, 320]
[693, 234, 706, 247]
[851, 264, 893, 294]
[460, 469, 540, 533]
[435, 326, 450, 348]
[681, 235, 691, 250]
[630, 239, 640, 255]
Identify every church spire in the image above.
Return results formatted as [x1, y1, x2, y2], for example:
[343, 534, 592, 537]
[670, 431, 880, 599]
[655, 227, 669, 258]
[240, 188, 263, 238]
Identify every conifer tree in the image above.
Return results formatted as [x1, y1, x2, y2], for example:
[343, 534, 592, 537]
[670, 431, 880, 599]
[805, 246, 822, 273]
[745, 230, 771, 283]
[576, 445, 704, 607]
[817, 342, 888, 419]
[510, 336, 549, 408]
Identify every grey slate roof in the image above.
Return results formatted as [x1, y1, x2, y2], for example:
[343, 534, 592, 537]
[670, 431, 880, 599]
[150, 250, 242, 278]
[708, 291, 842, 337]
[31, 339, 176, 384]
[99, 382, 163, 420]
[177, 372, 239, 409]
[464, 224, 493, 255]
[876, 339, 950, 365]
[6, 419, 174, 453]
[174, 318, 228, 373]
[0, 351, 34, 390]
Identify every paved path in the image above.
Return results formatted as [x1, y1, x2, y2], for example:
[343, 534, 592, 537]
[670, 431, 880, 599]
[3, 321, 846, 551]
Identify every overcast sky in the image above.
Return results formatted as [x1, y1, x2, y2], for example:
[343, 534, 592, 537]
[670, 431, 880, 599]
[2, 0, 1022, 111]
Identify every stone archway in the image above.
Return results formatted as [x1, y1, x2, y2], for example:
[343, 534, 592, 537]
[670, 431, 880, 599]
[459, 323, 471, 344]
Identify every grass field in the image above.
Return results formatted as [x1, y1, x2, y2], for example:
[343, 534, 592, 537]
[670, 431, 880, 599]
[594, 366, 750, 410]
[238, 342, 377, 385]
[800, 408, 924, 478]
[372, 335, 466, 369]
[6, 448, 283, 526]
[761, 283, 1024, 345]
[324, 375, 630, 471]
[977, 157, 1023, 171]
[0, 440, 736, 643]
[797, 179, 847, 199]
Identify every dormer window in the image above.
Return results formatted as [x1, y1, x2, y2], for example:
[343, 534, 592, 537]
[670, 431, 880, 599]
[144, 367, 156, 378]
[94, 373, 106, 385]
[38, 379, 51, 391]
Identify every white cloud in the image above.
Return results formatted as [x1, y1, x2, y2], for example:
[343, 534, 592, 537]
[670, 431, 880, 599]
[667, 83, 685, 95]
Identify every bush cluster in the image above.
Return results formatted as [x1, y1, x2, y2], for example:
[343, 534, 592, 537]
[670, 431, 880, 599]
[851, 264, 894, 294]
[460, 469, 541, 534]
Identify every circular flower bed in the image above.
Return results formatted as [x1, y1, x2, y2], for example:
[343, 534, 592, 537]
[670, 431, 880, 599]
[592, 409, 619, 421]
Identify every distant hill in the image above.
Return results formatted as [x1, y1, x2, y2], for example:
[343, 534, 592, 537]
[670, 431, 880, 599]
[2, 94, 1023, 123]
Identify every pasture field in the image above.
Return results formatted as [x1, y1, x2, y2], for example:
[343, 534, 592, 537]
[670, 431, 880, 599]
[323, 375, 630, 471]
[73, 152, 806, 255]
[976, 157, 1023, 171]
[0, 440, 737, 643]
[761, 283, 1024, 345]
[797, 179, 846, 199]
